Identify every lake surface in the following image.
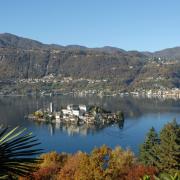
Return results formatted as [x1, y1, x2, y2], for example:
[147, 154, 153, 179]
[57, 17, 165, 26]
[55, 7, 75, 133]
[0, 95, 180, 155]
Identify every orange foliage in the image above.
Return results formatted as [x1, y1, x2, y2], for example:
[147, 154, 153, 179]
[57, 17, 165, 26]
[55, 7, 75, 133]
[39, 151, 68, 169]
[32, 166, 59, 180]
[19, 166, 59, 180]
[19, 151, 69, 180]
[105, 147, 135, 179]
[19, 146, 159, 180]
[58, 152, 88, 180]
[125, 164, 158, 180]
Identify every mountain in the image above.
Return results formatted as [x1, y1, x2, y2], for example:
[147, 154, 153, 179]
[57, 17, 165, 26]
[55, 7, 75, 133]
[0, 33, 146, 80]
[0, 33, 46, 49]
[0, 33, 180, 94]
[153, 47, 180, 59]
[93, 46, 126, 54]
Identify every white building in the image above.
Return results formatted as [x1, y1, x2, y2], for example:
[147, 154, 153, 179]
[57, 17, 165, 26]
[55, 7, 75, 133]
[79, 105, 87, 112]
[61, 104, 87, 121]
[72, 110, 80, 116]
[55, 112, 61, 123]
[67, 104, 79, 110]
[62, 109, 72, 116]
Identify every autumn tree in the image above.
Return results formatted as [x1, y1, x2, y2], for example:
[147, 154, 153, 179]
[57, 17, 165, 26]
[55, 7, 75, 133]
[89, 145, 111, 180]
[125, 164, 158, 180]
[26, 151, 69, 180]
[105, 147, 135, 179]
[74, 153, 93, 180]
[59, 145, 136, 180]
[39, 151, 68, 169]
[58, 152, 89, 180]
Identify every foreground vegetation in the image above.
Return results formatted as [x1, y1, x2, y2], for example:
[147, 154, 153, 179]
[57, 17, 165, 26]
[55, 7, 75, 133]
[0, 120, 179, 179]
[19, 120, 179, 180]
[0, 126, 42, 179]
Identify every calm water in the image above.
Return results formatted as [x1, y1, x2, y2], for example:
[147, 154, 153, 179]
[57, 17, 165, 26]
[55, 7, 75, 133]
[0, 95, 180, 154]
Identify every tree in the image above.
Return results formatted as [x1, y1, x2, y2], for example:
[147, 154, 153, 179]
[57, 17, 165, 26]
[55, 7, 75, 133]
[58, 152, 88, 180]
[74, 153, 92, 180]
[89, 145, 111, 180]
[153, 120, 180, 173]
[139, 127, 159, 165]
[126, 164, 158, 180]
[23, 152, 69, 180]
[0, 126, 42, 178]
[28, 166, 59, 180]
[139, 120, 180, 174]
[39, 151, 68, 169]
[60, 145, 135, 180]
[105, 146, 135, 179]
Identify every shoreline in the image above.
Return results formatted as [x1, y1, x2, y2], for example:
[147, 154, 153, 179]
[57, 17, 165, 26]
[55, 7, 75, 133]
[1, 92, 180, 100]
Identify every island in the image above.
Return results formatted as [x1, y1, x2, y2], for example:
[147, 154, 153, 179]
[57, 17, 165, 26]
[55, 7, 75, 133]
[28, 103, 124, 126]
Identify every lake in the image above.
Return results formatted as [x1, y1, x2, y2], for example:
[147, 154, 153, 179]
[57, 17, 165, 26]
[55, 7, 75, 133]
[0, 95, 180, 155]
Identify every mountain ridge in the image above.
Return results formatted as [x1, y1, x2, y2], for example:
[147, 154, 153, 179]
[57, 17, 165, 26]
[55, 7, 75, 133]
[1, 33, 180, 57]
[1, 33, 180, 94]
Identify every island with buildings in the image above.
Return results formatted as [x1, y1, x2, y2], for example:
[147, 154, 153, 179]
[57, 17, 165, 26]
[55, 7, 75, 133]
[28, 103, 124, 127]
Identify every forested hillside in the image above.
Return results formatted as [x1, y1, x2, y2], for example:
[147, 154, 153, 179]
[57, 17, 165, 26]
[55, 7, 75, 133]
[1, 33, 180, 93]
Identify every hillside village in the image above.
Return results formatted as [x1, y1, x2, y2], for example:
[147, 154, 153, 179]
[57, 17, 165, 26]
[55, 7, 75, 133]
[15, 74, 180, 99]
[1, 34, 180, 98]
[2, 77, 180, 99]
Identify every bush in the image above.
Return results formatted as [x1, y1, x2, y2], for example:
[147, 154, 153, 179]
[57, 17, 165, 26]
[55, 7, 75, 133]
[125, 164, 158, 180]
[32, 166, 59, 180]
[39, 151, 69, 169]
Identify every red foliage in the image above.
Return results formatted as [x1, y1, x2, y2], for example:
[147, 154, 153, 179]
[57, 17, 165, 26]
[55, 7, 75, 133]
[30, 166, 59, 180]
[126, 164, 158, 180]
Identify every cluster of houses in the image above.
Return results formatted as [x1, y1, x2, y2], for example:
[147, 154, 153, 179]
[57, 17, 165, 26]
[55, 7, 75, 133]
[19, 76, 108, 85]
[55, 104, 91, 124]
[129, 88, 180, 99]
[29, 103, 124, 126]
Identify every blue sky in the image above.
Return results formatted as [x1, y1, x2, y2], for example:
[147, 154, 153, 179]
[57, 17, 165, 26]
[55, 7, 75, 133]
[0, 0, 179, 51]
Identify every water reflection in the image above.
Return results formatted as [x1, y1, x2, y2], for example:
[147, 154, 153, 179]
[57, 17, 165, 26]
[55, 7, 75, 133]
[32, 118, 125, 136]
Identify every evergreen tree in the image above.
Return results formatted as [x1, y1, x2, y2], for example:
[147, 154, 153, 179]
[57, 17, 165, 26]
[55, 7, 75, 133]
[139, 127, 159, 165]
[139, 120, 180, 173]
[153, 120, 180, 173]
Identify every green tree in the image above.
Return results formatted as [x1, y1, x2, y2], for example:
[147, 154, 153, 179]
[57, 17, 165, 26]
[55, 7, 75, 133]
[139, 127, 159, 165]
[139, 120, 180, 174]
[153, 120, 180, 173]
